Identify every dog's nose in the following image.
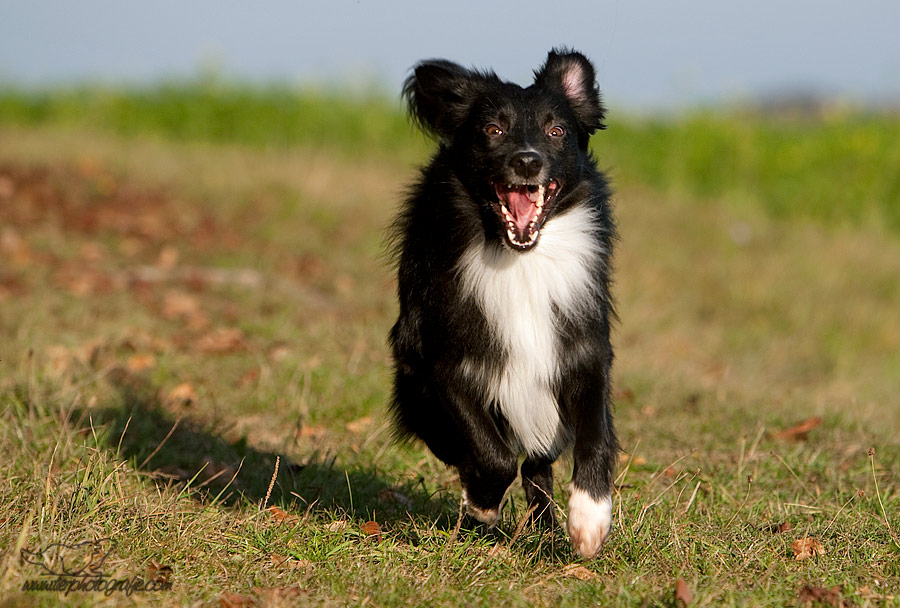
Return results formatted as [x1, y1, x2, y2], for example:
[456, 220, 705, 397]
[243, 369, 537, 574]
[509, 151, 543, 179]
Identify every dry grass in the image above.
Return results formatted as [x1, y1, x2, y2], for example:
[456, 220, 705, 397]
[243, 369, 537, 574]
[0, 126, 898, 606]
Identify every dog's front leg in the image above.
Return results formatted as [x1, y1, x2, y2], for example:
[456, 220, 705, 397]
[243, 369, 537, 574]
[446, 393, 518, 527]
[521, 457, 556, 525]
[565, 365, 618, 558]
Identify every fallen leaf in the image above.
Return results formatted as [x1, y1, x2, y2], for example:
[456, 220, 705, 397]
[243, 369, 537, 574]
[295, 424, 327, 441]
[561, 564, 596, 581]
[126, 353, 156, 372]
[268, 344, 293, 363]
[162, 289, 209, 329]
[613, 387, 635, 403]
[266, 506, 298, 524]
[157, 245, 179, 269]
[220, 591, 256, 608]
[80, 241, 105, 262]
[792, 537, 825, 560]
[326, 520, 348, 532]
[163, 289, 200, 318]
[776, 521, 793, 534]
[675, 577, 693, 606]
[361, 521, 382, 542]
[167, 382, 197, 407]
[797, 584, 849, 607]
[196, 327, 245, 354]
[270, 554, 311, 570]
[0, 174, 14, 199]
[237, 368, 260, 388]
[345, 416, 373, 434]
[1, 227, 32, 264]
[773, 417, 822, 441]
[664, 467, 677, 478]
[147, 560, 173, 584]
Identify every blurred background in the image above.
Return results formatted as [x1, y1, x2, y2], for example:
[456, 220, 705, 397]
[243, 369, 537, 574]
[3, 0, 900, 110]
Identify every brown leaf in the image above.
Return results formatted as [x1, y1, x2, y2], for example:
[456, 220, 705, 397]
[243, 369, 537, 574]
[162, 289, 200, 318]
[147, 560, 173, 584]
[360, 520, 382, 542]
[561, 564, 596, 581]
[266, 506, 298, 524]
[220, 592, 256, 608]
[0, 174, 14, 199]
[345, 416, 373, 434]
[196, 327, 245, 354]
[237, 368, 260, 388]
[613, 387, 635, 403]
[618, 452, 646, 465]
[167, 382, 197, 407]
[267, 343, 293, 363]
[295, 424, 327, 441]
[776, 521, 792, 534]
[270, 554, 311, 570]
[156, 245, 179, 269]
[1, 227, 32, 265]
[792, 537, 825, 560]
[797, 584, 849, 607]
[675, 577, 693, 606]
[126, 353, 156, 372]
[773, 417, 822, 441]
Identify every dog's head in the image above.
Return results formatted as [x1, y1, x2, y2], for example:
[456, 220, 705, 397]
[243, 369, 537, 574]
[404, 48, 605, 251]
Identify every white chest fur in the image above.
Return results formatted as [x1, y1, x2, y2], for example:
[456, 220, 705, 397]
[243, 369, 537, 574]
[457, 205, 602, 455]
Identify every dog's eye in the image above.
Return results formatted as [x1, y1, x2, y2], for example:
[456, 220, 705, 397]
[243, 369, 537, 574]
[484, 124, 504, 136]
[547, 126, 566, 138]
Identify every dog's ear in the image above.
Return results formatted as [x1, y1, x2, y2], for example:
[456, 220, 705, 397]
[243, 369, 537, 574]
[403, 60, 481, 139]
[534, 49, 606, 133]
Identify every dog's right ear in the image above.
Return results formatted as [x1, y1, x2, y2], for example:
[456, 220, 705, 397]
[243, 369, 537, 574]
[403, 60, 480, 140]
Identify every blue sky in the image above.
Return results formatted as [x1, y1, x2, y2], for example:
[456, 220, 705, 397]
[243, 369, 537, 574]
[2, 1, 898, 110]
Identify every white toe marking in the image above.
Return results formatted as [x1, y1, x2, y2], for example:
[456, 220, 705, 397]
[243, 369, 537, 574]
[461, 488, 500, 527]
[566, 485, 612, 558]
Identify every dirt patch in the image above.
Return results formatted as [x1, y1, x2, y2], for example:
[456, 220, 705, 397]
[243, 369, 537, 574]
[0, 160, 241, 251]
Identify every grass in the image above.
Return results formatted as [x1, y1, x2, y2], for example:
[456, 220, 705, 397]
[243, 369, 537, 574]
[0, 89, 898, 606]
[1, 82, 899, 233]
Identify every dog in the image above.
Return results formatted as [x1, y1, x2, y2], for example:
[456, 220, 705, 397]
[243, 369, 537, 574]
[388, 48, 618, 558]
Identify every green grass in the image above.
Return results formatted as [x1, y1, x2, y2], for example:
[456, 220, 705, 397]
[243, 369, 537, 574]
[1, 82, 899, 233]
[0, 92, 898, 606]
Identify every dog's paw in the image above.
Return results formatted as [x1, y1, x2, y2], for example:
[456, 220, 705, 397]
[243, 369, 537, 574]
[462, 489, 501, 527]
[566, 485, 612, 558]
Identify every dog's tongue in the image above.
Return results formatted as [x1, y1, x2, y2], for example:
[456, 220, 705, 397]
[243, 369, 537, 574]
[498, 185, 540, 233]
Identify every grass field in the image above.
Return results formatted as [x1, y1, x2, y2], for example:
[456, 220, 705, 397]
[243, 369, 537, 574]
[0, 87, 898, 606]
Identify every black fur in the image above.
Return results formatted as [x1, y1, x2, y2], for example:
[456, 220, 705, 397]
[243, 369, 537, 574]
[389, 48, 619, 555]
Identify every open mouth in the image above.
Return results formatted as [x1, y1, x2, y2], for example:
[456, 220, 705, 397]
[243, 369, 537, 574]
[491, 179, 560, 250]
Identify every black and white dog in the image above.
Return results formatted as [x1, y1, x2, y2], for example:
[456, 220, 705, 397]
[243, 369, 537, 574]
[389, 48, 618, 557]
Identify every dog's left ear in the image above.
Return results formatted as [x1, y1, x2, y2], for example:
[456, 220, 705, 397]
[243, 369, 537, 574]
[534, 49, 606, 133]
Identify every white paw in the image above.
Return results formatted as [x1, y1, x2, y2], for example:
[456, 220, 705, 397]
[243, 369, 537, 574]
[461, 489, 501, 527]
[566, 485, 612, 558]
